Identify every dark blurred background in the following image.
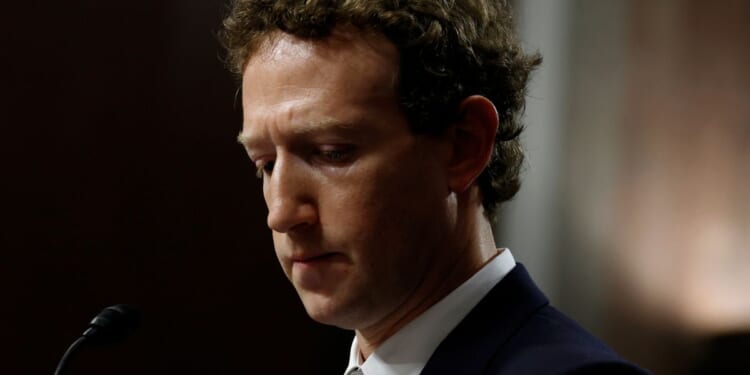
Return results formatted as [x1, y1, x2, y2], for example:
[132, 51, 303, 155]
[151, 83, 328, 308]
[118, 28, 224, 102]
[2, 1, 350, 373]
[2, 0, 749, 374]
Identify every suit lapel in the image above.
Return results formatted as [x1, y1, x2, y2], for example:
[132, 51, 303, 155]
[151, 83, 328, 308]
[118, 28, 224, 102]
[421, 264, 548, 375]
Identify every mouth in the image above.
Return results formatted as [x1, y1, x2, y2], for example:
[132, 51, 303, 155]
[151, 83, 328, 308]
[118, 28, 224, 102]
[289, 252, 347, 289]
[292, 253, 340, 264]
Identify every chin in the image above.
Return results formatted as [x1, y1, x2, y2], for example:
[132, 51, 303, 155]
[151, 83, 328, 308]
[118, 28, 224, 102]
[299, 293, 360, 329]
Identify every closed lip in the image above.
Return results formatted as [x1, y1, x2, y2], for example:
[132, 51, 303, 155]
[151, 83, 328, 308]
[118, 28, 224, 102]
[291, 252, 338, 263]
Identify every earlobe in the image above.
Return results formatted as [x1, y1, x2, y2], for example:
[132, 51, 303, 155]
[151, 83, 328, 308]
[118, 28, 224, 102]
[447, 95, 499, 194]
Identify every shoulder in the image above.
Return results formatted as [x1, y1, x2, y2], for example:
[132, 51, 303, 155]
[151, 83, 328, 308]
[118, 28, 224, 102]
[422, 264, 650, 375]
[486, 305, 650, 374]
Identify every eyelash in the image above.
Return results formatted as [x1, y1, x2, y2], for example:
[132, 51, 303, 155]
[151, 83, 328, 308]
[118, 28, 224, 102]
[253, 147, 353, 179]
[255, 161, 274, 179]
[316, 149, 350, 162]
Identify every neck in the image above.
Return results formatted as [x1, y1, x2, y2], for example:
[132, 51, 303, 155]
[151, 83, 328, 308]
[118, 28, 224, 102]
[355, 187, 498, 360]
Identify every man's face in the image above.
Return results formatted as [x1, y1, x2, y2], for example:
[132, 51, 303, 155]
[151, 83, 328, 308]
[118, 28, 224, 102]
[239, 30, 454, 330]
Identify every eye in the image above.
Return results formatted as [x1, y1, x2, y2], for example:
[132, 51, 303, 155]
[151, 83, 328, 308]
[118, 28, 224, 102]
[315, 146, 354, 164]
[254, 160, 275, 179]
[321, 149, 347, 162]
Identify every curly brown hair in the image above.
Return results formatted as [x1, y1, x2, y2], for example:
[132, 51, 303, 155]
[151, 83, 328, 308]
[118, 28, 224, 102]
[219, 0, 541, 220]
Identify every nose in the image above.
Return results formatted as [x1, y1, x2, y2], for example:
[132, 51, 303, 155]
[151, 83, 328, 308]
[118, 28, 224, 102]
[264, 155, 318, 233]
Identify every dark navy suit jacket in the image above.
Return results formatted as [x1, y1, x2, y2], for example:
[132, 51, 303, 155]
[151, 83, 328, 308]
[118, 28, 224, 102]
[421, 264, 650, 374]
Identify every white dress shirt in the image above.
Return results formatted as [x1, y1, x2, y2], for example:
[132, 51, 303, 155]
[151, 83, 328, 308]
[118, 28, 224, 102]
[344, 248, 516, 375]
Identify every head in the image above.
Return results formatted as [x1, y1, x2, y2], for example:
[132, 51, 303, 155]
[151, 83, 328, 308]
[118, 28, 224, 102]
[222, 0, 539, 334]
[222, 0, 541, 220]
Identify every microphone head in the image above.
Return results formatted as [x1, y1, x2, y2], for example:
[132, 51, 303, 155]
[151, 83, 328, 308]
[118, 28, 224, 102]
[83, 304, 141, 345]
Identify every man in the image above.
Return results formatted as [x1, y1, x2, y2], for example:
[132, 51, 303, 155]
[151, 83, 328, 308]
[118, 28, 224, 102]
[222, 0, 649, 374]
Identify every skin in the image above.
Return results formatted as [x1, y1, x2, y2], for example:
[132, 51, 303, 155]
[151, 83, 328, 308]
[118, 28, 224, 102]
[238, 29, 500, 359]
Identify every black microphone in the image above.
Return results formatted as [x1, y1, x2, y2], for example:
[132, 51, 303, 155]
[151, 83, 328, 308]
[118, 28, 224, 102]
[54, 304, 141, 375]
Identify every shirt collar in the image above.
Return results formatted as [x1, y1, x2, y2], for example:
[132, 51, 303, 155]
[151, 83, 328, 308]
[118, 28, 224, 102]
[345, 248, 516, 375]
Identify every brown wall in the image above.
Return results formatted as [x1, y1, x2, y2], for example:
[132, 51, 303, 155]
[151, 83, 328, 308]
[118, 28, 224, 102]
[610, 1, 750, 373]
[1, 1, 351, 373]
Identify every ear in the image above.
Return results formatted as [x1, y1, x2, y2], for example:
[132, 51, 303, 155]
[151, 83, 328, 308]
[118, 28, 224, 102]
[446, 95, 499, 194]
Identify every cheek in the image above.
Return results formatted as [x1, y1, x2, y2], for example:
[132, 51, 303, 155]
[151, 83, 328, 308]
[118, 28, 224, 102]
[318, 186, 379, 247]
[318, 147, 447, 248]
[326, 170, 440, 247]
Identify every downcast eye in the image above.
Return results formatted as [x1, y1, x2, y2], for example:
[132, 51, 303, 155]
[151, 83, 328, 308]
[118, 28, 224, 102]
[321, 149, 347, 162]
[316, 146, 354, 164]
[255, 160, 275, 179]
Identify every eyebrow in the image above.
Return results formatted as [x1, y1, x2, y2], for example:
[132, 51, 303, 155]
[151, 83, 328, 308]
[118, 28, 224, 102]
[236, 118, 364, 148]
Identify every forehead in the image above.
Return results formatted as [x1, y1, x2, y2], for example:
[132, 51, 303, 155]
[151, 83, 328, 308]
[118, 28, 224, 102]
[250, 28, 398, 69]
[240, 29, 402, 136]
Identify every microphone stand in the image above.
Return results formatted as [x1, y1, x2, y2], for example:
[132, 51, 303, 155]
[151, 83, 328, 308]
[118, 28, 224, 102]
[54, 336, 87, 375]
